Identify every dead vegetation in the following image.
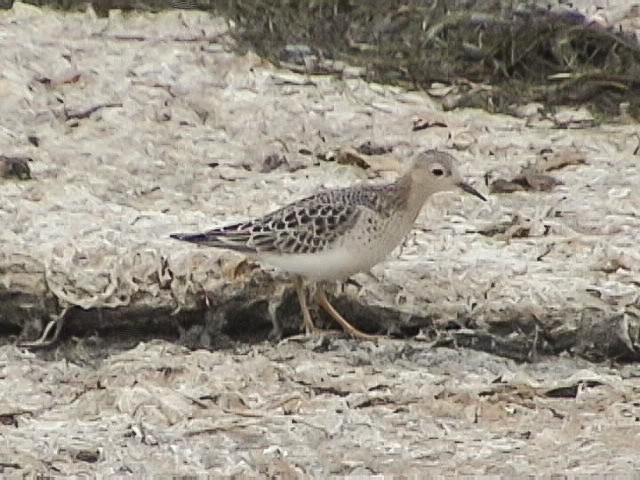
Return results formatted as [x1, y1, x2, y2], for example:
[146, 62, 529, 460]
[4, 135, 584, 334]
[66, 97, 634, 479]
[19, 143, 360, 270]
[1, 4, 639, 474]
[9, 1, 640, 117]
[223, 0, 640, 119]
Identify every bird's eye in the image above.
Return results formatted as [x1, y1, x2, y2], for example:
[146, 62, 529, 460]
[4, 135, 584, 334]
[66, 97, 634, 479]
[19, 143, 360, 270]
[432, 168, 445, 177]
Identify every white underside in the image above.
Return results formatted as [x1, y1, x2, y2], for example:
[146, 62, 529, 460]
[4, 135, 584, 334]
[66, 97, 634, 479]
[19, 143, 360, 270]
[258, 246, 389, 281]
[257, 210, 417, 281]
[239, 174, 435, 280]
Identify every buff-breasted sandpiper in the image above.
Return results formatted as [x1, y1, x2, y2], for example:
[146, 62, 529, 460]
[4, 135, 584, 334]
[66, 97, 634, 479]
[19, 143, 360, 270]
[170, 149, 486, 340]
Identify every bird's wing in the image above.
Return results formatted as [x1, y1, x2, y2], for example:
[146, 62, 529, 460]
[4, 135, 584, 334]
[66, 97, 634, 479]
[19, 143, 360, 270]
[170, 221, 270, 253]
[170, 188, 376, 255]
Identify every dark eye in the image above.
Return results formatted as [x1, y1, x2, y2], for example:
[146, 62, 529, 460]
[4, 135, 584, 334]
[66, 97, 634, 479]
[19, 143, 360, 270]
[432, 168, 444, 177]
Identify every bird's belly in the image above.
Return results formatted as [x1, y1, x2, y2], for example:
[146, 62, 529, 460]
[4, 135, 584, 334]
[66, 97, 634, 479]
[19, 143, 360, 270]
[258, 245, 390, 281]
[258, 216, 414, 281]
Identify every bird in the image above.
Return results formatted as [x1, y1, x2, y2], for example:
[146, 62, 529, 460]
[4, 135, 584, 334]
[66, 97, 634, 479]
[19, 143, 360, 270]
[170, 149, 486, 340]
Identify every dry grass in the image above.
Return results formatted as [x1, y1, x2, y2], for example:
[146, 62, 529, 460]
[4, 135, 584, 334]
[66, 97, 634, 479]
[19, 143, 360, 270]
[222, 0, 640, 118]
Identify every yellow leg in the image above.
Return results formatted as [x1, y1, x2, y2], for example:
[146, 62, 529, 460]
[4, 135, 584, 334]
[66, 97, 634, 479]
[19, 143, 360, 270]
[17, 307, 68, 349]
[295, 276, 316, 334]
[314, 287, 383, 341]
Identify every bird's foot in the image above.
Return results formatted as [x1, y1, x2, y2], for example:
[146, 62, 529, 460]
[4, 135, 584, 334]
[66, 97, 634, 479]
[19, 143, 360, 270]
[338, 322, 386, 342]
[17, 308, 69, 349]
[277, 324, 336, 345]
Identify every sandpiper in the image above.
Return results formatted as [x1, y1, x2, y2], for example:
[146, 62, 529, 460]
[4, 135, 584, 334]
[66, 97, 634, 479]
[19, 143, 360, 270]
[171, 149, 486, 340]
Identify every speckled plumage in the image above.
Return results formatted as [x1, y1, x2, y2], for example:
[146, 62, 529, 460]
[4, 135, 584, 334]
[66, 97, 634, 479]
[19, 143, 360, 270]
[171, 149, 486, 339]
[176, 182, 408, 256]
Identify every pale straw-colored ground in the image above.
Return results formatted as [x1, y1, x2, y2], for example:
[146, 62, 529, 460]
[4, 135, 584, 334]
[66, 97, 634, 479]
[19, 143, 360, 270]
[1, 2, 639, 476]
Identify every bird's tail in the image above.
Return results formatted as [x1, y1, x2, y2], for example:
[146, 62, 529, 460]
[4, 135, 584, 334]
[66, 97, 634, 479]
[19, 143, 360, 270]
[170, 229, 257, 253]
[170, 232, 211, 244]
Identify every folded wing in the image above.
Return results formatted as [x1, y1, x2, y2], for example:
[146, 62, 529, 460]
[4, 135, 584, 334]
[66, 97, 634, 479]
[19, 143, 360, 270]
[170, 188, 374, 255]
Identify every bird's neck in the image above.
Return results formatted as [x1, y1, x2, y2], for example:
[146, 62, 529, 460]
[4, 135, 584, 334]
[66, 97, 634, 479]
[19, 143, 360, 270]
[395, 170, 432, 222]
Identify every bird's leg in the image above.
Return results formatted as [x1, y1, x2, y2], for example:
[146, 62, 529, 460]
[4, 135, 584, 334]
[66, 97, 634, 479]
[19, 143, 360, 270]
[314, 285, 383, 341]
[17, 307, 69, 349]
[267, 282, 288, 340]
[295, 276, 316, 334]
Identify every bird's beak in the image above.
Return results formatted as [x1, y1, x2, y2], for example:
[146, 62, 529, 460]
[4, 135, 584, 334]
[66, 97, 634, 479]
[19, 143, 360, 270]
[457, 181, 486, 201]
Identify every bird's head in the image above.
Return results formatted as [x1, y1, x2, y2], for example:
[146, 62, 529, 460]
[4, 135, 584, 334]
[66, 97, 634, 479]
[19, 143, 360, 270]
[409, 149, 486, 201]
